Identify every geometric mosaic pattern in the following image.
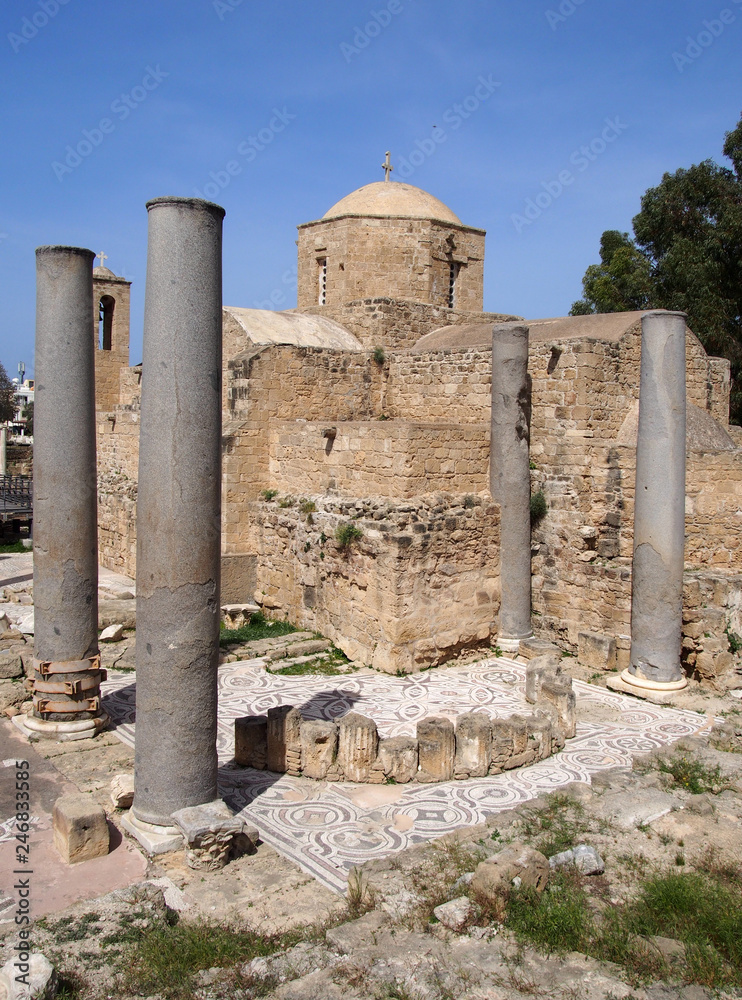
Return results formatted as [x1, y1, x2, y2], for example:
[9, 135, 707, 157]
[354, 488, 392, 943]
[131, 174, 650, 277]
[102, 659, 712, 893]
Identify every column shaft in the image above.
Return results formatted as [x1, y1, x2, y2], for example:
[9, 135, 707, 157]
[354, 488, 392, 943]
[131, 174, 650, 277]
[33, 246, 102, 724]
[628, 311, 687, 685]
[491, 323, 532, 642]
[132, 198, 225, 827]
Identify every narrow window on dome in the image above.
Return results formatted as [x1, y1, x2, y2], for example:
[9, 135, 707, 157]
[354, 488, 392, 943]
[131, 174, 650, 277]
[318, 258, 327, 305]
[448, 262, 460, 308]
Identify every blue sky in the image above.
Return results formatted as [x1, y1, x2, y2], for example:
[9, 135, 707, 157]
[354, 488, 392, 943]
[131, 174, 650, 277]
[1, 0, 741, 377]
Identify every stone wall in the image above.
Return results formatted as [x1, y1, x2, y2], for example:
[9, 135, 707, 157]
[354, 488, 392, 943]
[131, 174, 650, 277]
[5, 445, 32, 477]
[268, 421, 490, 499]
[297, 217, 485, 312]
[300, 299, 519, 350]
[251, 493, 499, 672]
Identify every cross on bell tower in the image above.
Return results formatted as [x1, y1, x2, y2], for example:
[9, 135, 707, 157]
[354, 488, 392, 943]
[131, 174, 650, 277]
[96, 251, 108, 270]
[382, 151, 393, 182]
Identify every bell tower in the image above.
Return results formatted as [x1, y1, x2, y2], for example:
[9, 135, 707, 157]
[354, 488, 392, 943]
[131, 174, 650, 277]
[92, 254, 131, 412]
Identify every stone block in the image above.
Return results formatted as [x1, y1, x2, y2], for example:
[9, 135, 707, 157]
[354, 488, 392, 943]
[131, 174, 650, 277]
[0, 649, 24, 680]
[578, 631, 616, 671]
[266, 706, 302, 774]
[110, 773, 135, 809]
[99, 623, 125, 642]
[417, 716, 454, 783]
[337, 712, 378, 782]
[490, 717, 516, 774]
[376, 736, 418, 783]
[300, 719, 338, 779]
[454, 712, 491, 778]
[98, 599, 136, 630]
[529, 713, 553, 761]
[221, 602, 260, 629]
[518, 637, 562, 661]
[432, 896, 474, 931]
[235, 715, 268, 769]
[52, 794, 109, 865]
[172, 799, 258, 871]
[471, 842, 549, 900]
[539, 676, 577, 739]
[548, 844, 604, 875]
[525, 652, 561, 703]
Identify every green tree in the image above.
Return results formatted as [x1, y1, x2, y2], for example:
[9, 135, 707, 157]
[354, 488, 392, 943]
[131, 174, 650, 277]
[571, 112, 742, 423]
[0, 363, 16, 424]
[22, 400, 33, 436]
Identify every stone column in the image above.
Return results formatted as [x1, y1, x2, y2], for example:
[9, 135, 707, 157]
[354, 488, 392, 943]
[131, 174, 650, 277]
[623, 311, 687, 692]
[126, 198, 225, 851]
[27, 246, 106, 739]
[491, 322, 533, 652]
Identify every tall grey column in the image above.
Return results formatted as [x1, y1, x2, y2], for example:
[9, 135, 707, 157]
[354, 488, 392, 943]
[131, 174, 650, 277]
[29, 247, 106, 737]
[624, 310, 687, 690]
[491, 322, 533, 652]
[130, 198, 225, 836]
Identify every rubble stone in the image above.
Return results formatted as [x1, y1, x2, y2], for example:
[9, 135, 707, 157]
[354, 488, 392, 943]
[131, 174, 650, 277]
[338, 712, 379, 782]
[376, 736, 418, 783]
[417, 716, 455, 782]
[300, 719, 338, 779]
[471, 842, 549, 900]
[172, 799, 258, 871]
[578, 631, 617, 671]
[110, 773, 135, 809]
[454, 711, 491, 778]
[235, 715, 268, 770]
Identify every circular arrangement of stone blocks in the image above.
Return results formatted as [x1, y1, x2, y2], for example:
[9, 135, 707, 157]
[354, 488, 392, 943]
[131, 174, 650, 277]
[234, 660, 576, 784]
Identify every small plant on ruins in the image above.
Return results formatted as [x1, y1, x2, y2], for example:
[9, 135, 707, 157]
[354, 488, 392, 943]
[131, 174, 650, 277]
[300, 499, 316, 515]
[463, 494, 476, 509]
[260, 488, 278, 501]
[278, 495, 296, 508]
[726, 625, 742, 654]
[372, 345, 386, 365]
[335, 523, 363, 550]
[655, 752, 725, 795]
[219, 611, 297, 647]
[530, 490, 548, 524]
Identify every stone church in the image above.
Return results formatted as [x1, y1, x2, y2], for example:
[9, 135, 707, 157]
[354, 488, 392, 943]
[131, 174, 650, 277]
[93, 175, 742, 682]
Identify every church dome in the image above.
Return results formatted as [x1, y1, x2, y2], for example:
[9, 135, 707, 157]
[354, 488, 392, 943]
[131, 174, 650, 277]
[323, 181, 462, 225]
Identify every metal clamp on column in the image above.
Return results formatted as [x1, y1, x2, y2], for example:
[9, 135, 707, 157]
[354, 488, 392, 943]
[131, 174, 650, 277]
[33, 695, 101, 716]
[34, 675, 102, 696]
[34, 654, 101, 676]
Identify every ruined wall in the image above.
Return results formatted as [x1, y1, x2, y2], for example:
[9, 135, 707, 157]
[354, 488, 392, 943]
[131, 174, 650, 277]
[252, 493, 499, 672]
[297, 216, 485, 312]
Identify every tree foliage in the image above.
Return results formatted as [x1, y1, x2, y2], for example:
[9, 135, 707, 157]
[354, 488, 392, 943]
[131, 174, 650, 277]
[571, 112, 742, 423]
[0, 363, 16, 424]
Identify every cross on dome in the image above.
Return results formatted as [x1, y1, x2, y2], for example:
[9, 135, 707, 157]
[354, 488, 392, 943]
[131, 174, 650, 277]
[96, 251, 108, 269]
[382, 151, 393, 182]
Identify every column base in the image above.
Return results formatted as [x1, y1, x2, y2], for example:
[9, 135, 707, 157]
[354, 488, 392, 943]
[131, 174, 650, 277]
[496, 634, 534, 655]
[13, 712, 109, 742]
[121, 810, 184, 855]
[605, 669, 687, 705]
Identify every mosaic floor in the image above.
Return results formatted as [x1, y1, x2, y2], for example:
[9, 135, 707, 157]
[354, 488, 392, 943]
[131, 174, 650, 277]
[102, 659, 711, 894]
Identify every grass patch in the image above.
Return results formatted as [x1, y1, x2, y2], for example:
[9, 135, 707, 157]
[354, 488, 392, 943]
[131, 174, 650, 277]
[504, 865, 742, 990]
[268, 646, 355, 676]
[0, 540, 28, 553]
[45, 912, 101, 943]
[219, 610, 297, 648]
[530, 490, 547, 524]
[518, 793, 591, 858]
[655, 752, 724, 794]
[117, 919, 293, 1000]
